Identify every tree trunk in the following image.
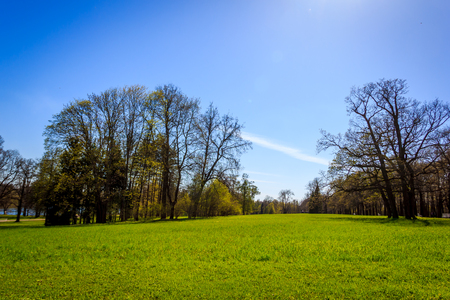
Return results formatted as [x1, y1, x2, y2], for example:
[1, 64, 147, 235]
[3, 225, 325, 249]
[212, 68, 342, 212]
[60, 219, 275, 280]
[437, 191, 443, 218]
[380, 191, 391, 218]
[447, 173, 450, 215]
[15, 177, 26, 222]
[170, 205, 175, 220]
[430, 193, 437, 217]
[402, 184, 412, 220]
[161, 170, 168, 220]
[419, 190, 427, 217]
[134, 200, 140, 221]
[95, 189, 107, 223]
[15, 198, 23, 222]
[399, 194, 404, 217]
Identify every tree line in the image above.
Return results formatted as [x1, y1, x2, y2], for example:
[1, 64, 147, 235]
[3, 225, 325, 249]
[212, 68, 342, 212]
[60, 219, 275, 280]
[252, 190, 305, 214]
[303, 79, 450, 219]
[1, 85, 264, 225]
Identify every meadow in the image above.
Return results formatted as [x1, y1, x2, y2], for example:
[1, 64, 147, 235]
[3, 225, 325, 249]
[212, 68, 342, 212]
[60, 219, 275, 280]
[1, 214, 449, 299]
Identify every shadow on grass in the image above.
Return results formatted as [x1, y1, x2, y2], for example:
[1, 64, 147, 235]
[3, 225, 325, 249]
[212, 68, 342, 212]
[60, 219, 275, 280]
[0, 216, 211, 230]
[104, 216, 212, 226]
[0, 222, 46, 230]
[0, 216, 44, 219]
[327, 215, 450, 227]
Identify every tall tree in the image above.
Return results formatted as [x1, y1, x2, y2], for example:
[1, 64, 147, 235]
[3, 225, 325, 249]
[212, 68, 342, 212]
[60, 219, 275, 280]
[151, 85, 199, 219]
[91, 88, 126, 223]
[306, 178, 323, 213]
[190, 103, 251, 218]
[278, 189, 294, 214]
[369, 79, 450, 219]
[318, 83, 399, 218]
[44, 99, 101, 222]
[119, 85, 148, 221]
[318, 79, 450, 219]
[169, 95, 199, 219]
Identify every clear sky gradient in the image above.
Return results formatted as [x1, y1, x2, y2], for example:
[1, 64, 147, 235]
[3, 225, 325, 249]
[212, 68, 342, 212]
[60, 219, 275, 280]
[1, 0, 449, 200]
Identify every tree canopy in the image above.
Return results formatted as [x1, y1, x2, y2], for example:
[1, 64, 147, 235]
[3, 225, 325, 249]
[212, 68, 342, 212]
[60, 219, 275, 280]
[312, 79, 450, 219]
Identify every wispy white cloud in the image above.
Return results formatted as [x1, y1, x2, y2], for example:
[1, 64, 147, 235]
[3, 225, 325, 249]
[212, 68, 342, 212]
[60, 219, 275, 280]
[244, 171, 281, 177]
[242, 132, 329, 166]
[252, 179, 278, 184]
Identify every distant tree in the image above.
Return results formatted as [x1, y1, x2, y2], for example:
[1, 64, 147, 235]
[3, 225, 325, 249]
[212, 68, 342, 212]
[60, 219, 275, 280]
[0, 136, 22, 210]
[0, 193, 16, 215]
[15, 158, 37, 222]
[265, 201, 275, 214]
[307, 178, 323, 213]
[238, 174, 260, 215]
[278, 189, 294, 214]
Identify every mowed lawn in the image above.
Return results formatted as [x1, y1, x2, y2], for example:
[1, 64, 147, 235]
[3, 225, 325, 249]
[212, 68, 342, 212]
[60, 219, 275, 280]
[1, 214, 449, 299]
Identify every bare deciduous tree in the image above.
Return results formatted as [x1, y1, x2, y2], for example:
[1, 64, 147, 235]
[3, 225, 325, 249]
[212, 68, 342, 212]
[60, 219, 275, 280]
[190, 103, 252, 218]
[15, 158, 37, 222]
[0, 136, 22, 213]
[318, 79, 450, 219]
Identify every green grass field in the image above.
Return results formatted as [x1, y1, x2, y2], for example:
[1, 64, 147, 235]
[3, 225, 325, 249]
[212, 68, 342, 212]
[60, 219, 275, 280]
[1, 214, 449, 299]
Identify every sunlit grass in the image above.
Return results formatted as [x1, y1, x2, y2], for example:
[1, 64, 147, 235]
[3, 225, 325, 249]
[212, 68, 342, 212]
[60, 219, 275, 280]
[1, 214, 449, 299]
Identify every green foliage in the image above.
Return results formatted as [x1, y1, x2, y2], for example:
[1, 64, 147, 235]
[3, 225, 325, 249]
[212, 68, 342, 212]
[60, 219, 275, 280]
[40, 85, 250, 223]
[308, 178, 323, 213]
[2, 214, 450, 299]
[264, 201, 275, 214]
[238, 174, 260, 215]
[198, 179, 241, 217]
[174, 192, 190, 218]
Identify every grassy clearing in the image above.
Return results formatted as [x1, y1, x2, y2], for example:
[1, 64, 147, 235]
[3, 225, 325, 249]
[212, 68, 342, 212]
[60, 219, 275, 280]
[1, 214, 449, 299]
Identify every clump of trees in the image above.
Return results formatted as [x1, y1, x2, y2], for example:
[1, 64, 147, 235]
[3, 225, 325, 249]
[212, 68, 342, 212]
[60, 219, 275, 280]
[306, 79, 450, 219]
[252, 190, 304, 214]
[33, 84, 257, 225]
[0, 136, 39, 221]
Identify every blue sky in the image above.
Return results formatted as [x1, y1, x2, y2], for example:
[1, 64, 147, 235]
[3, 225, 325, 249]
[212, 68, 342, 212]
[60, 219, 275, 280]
[1, 0, 449, 200]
